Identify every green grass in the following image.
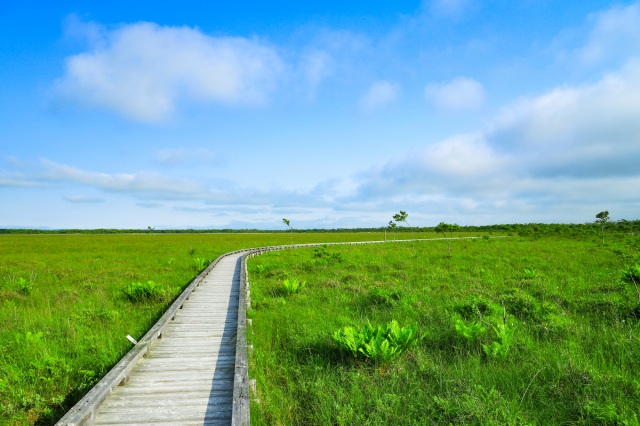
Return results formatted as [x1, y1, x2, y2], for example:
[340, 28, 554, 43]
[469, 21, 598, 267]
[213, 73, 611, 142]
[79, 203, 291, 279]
[0, 231, 411, 425]
[247, 234, 640, 425]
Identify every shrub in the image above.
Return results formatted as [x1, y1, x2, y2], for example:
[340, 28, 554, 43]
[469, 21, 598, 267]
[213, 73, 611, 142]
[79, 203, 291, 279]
[312, 246, 343, 265]
[454, 297, 495, 319]
[502, 289, 545, 321]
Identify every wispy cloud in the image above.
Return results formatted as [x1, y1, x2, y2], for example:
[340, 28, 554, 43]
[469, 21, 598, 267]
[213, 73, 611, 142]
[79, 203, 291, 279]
[424, 77, 485, 110]
[137, 202, 164, 209]
[53, 21, 284, 123]
[297, 48, 334, 98]
[41, 159, 207, 199]
[153, 148, 222, 166]
[573, 2, 640, 66]
[63, 194, 105, 203]
[359, 80, 399, 112]
[427, 0, 472, 18]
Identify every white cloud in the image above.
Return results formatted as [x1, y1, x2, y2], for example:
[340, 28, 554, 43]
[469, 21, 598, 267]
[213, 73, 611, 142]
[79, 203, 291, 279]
[491, 60, 640, 177]
[424, 77, 485, 110]
[346, 60, 640, 222]
[359, 80, 399, 112]
[54, 21, 284, 122]
[420, 133, 505, 177]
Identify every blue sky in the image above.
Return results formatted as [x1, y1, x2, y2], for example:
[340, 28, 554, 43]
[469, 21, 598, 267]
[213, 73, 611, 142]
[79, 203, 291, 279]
[1, 1, 639, 229]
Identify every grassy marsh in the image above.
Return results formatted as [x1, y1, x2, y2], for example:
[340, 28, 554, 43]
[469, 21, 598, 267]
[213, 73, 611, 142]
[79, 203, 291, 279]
[247, 234, 640, 425]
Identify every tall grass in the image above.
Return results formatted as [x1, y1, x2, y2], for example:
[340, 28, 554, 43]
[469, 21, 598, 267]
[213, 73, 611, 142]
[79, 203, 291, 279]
[247, 234, 640, 424]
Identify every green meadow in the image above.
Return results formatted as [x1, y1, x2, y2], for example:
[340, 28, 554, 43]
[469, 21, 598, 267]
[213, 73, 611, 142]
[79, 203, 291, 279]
[0, 231, 387, 425]
[247, 231, 640, 425]
[1, 225, 638, 425]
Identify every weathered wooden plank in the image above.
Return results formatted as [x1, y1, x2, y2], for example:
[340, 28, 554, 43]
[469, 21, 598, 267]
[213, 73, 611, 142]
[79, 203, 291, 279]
[93, 421, 231, 426]
[100, 395, 230, 407]
[111, 385, 234, 397]
[92, 409, 231, 425]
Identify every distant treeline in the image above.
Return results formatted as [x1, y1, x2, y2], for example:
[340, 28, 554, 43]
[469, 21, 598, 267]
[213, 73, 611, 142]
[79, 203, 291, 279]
[2, 220, 639, 235]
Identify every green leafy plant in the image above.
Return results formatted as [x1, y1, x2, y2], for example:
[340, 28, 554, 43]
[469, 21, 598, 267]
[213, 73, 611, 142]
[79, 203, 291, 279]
[124, 281, 164, 302]
[454, 317, 486, 340]
[282, 279, 305, 295]
[193, 257, 209, 271]
[621, 263, 640, 304]
[522, 268, 538, 279]
[15, 331, 44, 345]
[333, 320, 422, 363]
[16, 277, 32, 295]
[621, 264, 640, 283]
[482, 323, 516, 359]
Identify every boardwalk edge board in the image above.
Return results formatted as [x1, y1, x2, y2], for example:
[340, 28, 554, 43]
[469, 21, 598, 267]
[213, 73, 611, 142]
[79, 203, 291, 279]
[55, 237, 495, 425]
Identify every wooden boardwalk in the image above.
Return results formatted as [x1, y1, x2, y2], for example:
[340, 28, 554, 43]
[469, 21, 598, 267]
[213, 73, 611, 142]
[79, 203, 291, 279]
[90, 253, 243, 426]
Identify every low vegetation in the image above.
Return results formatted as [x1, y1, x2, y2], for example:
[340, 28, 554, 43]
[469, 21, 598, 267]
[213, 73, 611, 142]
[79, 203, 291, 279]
[247, 230, 640, 424]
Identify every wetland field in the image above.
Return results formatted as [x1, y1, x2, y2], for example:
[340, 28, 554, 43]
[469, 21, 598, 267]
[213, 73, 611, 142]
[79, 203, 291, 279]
[0, 224, 638, 425]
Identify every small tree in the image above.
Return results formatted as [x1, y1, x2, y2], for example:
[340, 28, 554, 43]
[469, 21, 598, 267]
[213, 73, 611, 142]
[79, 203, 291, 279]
[595, 211, 610, 244]
[393, 210, 415, 252]
[435, 222, 460, 253]
[388, 221, 397, 241]
[282, 218, 293, 244]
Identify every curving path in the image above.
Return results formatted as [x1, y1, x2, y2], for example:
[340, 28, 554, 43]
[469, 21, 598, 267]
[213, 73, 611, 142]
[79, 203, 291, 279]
[56, 237, 496, 425]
